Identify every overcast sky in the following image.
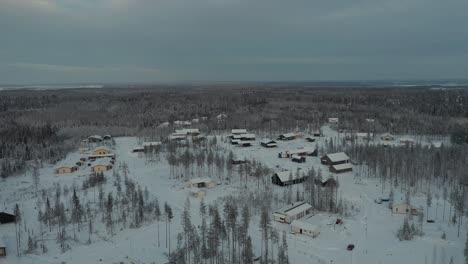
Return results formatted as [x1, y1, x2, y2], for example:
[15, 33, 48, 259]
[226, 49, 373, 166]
[0, 0, 467, 84]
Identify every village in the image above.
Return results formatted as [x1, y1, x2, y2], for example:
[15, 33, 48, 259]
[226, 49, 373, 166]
[0, 117, 462, 264]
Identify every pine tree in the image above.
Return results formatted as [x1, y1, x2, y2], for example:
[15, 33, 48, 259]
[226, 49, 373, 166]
[243, 236, 254, 264]
[464, 230, 468, 264]
[155, 198, 161, 247]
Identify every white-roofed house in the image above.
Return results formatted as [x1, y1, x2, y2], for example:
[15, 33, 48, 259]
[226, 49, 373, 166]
[92, 147, 112, 156]
[328, 117, 339, 124]
[291, 154, 306, 163]
[381, 133, 395, 141]
[273, 201, 313, 223]
[321, 152, 350, 166]
[291, 217, 320, 238]
[186, 178, 216, 189]
[278, 132, 299, 141]
[240, 133, 256, 141]
[329, 163, 353, 173]
[278, 147, 317, 158]
[271, 170, 307, 186]
[91, 158, 113, 172]
[260, 139, 278, 148]
[231, 129, 247, 135]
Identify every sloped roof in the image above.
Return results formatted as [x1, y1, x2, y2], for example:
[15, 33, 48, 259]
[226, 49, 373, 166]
[92, 158, 112, 167]
[324, 152, 349, 162]
[143, 141, 162, 147]
[275, 201, 312, 217]
[275, 170, 304, 182]
[240, 133, 255, 138]
[93, 146, 112, 153]
[232, 129, 247, 134]
[288, 147, 316, 155]
[261, 139, 277, 144]
[280, 132, 297, 138]
[331, 163, 353, 171]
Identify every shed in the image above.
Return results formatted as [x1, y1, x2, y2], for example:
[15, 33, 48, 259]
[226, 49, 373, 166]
[330, 163, 353, 173]
[261, 139, 278, 148]
[186, 178, 216, 189]
[0, 212, 16, 224]
[321, 152, 350, 166]
[271, 170, 307, 186]
[312, 131, 321, 137]
[0, 238, 6, 257]
[273, 201, 313, 223]
[291, 218, 320, 238]
[392, 203, 419, 215]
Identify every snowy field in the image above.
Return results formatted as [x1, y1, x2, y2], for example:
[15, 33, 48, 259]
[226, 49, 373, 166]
[0, 127, 464, 264]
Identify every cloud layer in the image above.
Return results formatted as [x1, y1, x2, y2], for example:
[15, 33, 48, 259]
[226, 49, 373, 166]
[1, 0, 467, 84]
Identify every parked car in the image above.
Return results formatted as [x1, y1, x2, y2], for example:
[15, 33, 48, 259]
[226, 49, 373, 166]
[347, 244, 355, 251]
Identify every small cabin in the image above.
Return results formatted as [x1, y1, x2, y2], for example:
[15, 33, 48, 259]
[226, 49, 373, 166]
[381, 133, 395, 141]
[186, 178, 216, 189]
[261, 139, 278, 148]
[92, 147, 112, 156]
[291, 155, 306, 163]
[55, 166, 78, 174]
[312, 131, 321, 137]
[271, 170, 307, 186]
[91, 158, 113, 172]
[0, 212, 16, 224]
[392, 203, 419, 215]
[278, 132, 298, 141]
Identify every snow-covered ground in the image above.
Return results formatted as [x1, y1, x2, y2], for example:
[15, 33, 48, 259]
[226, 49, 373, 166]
[0, 127, 464, 264]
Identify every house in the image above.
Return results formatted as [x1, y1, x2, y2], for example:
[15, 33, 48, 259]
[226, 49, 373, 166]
[278, 132, 299, 141]
[273, 201, 313, 223]
[305, 136, 316, 142]
[240, 133, 256, 141]
[278, 147, 317, 158]
[392, 203, 419, 215]
[238, 141, 252, 147]
[103, 135, 112, 140]
[0, 212, 16, 224]
[330, 163, 353, 173]
[321, 152, 350, 166]
[312, 131, 321, 137]
[92, 147, 112, 156]
[365, 118, 375, 123]
[328, 118, 339, 124]
[231, 129, 247, 135]
[355, 132, 374, 140]
[190, 188, 206, 198]
[271, 170, 307, 186]
[261, 139, 278, 148]
[291, 155, 306, 163]
[381, 133, 395, 141]
[87, 135, 103, 143]
[186, 178, 216, 188]
[55, 166, 78, 174]
[314, 178, 337, 188]
[291, 217, 320, 238]
[91, 158, 113, 172]
[0, 238, 6, 257]
[230, 139, 240, 145]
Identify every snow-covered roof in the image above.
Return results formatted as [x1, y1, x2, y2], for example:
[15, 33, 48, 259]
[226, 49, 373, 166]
[92, 158, 112, 167]
[143, 141, 162, 147]
[291, 154, 304, 160]
[232, 129, 247, 134]
[240, 133, 255, 139]
[169, 134, 187, 140]
[261, 139, 277, 144]
[275, 201, 312, 217]
[381, 133, 394, 137]
[188, 177, 214, 184]
[356, 132, 373, 137]
[324, 152, 349, 162]
[287, 147, 316, 155]
[275, 170, 304, 182]
[291, 219, 319, 232]
[88, 135, 102, 140]
[93, 146, 112, 153]
[232, 135, 242, 139]
[331, 163, 353, 171]
[280, 132, 297, 138]
[399, 137, 415, 142]
[431, 141, 442, 148]
[175, 128, 200, 134]
[158, 122, 170, 128]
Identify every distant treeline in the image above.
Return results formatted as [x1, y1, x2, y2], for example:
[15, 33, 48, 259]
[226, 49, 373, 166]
[0, 85, 467, 177]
